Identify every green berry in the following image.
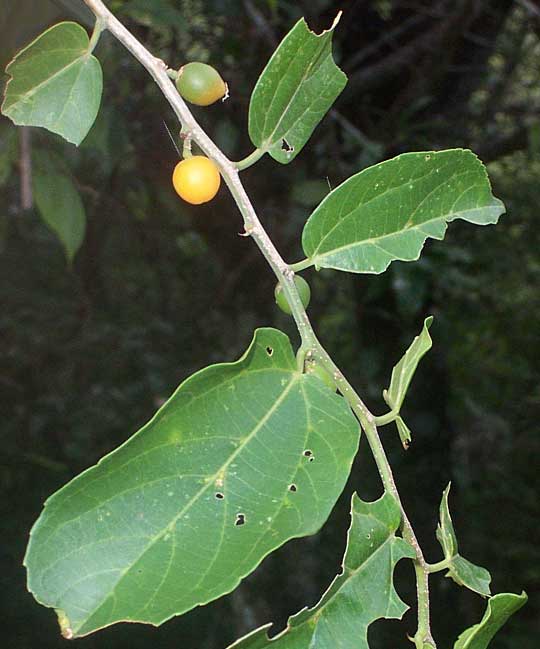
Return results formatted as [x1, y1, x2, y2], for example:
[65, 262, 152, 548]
[307, 364, 336, 391]
[176, 62, 227, 106]
[274, 276, 311, 315]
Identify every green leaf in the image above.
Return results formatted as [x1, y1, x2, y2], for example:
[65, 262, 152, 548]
[248, 15, 346, 164]
[25, 328, 360, 638]
[301, 149, 504, 273]
[454, 592, 527, 649]
[2, 22, 103, 145]
[33, 169, 86, 262]
[436, 483, 458, 558]
[436, 485, 491, 597]
[448, 556, 492, 597]
[227, 492, 415, 649]
[384, 316, 433, 413]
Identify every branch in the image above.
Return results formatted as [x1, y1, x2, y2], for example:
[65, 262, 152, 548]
[81, 2, 436, 645]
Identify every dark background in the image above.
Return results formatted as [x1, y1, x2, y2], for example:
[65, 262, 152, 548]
[1, 1, 539, 647]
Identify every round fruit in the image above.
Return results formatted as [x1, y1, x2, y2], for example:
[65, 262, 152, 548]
[176, 62, 227, 106]
[307, 364, 336, 391]
[275, 276, 311, 315]
[172, 156, 221, 204]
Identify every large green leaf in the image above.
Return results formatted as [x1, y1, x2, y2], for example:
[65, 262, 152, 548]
[301, 149, 504, 273]
[436, 485, 491, 597]
[2, 22, 102, 145]
[248, 15, 346, 164]
[25, 328, 360, 638]
[454, 592, 527, 649]
[33, 169, 86, 263]
[227, 493, 415, 649]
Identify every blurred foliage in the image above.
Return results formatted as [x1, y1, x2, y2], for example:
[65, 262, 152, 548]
[1, 1, 539, 648]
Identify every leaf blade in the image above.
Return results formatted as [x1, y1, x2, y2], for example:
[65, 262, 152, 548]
[302, 150, 504, 273]
[1, 22, 103, 145]
[25, 328, 360, 638]
[384, 316, 433, 413]
[227, 492, 415, 649]
[436, 484, 491, 597]
[248, 15, 346, 164]
[454, 592, 527, 649]
[33, 170, 86, 262]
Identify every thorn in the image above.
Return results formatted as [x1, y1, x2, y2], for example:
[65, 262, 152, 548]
[162, 120, 181, 157]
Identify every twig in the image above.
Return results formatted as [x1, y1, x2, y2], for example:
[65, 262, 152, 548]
[81, 3, 436, 645]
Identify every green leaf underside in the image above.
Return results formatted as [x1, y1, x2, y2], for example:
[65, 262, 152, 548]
[248, 15, 346, 164]
[25, 328, 360, 638]
[454, 592, 527, 649]
[227, 493, 415, 649]
[384, 316, 433, 413]
[437, 484, 458, 558]
[447, 556, 491, 597]
[2, 22, 102, 145]
[302, 149, 505, 273]
[436, 485, 491, 597]
[33, 171, 86, 262]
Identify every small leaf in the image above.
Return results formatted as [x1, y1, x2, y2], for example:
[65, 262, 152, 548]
[248, 15, 346, 164]
[302, 149, 504, 273]
[2, 22, 103, 145]
[436, 483, 458, 558]
[227, 492, 415, 649]
[453, 592, 527, 649]
[448, 556, 492, 598]
[25, 329, 360, 638]
[33, 170, 86, 262]
[384, 316, 433, 413]
[436, 484, 491, 597]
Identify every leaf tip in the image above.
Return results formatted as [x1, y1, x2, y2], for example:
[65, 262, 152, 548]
[304, 11, 342, 37]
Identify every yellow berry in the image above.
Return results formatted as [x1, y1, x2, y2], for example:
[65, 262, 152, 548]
[172, 156, 221, 205]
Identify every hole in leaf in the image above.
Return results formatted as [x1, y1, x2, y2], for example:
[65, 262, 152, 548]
[281, 138, 294, 152]
[309, 456, 315, 462]
[288, 484, 297, 492]
[266, 346, 273, 356]
[235, 513, 246, 526]
[215, 492, 224, 500]
[303, 449, 313, 457]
